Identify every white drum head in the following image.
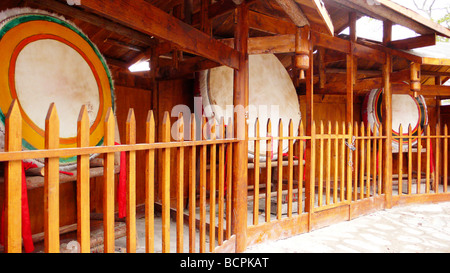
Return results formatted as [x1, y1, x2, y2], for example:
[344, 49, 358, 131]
[199, 54, 301, 160]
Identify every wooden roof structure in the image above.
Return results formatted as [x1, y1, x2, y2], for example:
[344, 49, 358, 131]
[1, 0, 449, 98]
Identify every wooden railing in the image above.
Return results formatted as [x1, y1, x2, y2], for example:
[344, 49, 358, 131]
[1, 99, 449, 253]
[241, 118, 449, 251]
[0, 100, 238, 253]
[393, 124, 449, 202]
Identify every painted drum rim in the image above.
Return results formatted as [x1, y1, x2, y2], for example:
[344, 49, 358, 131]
[0, 10, 115, 166]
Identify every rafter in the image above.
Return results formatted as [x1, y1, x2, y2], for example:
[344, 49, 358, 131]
[80, 0, 239, 69]
[274, 0, 309, 27]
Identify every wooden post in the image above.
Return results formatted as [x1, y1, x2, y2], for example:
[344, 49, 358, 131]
[188, 114, 197, 252]
[303, 25, 314, 216]
[77, 106, 90, 253]
[4, 100, 22, 253]
[253, 118, 260, 225]
[199, 116, 207, 253]
[126, 109, 137, 253]
[295, 27, 310, 80]
[277, 119, 283, 220]
[218, 117, 226, 245]
[145, 111, 155, 253]
[103, 108, 115, 253]
[265, 119, 272, 223]
[346, 12, 357, 125]
[287, 120, 294, 217]
[161, 112, 171, 253]
[44, 103, 60, 253]
[232, 2, 249, 253]
[410, 62, 421, 96]
[382, 20, 393, 208]
[176, 113, 185, 253]
[209, 118, 216, 252]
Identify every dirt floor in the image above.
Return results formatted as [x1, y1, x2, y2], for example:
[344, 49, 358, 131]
[245, 202, 450, 253]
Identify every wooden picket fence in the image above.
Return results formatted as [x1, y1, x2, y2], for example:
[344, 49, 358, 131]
[0, 100, 238, 253]
[1, 100, 449, 253]
[393, 123, 449, 199]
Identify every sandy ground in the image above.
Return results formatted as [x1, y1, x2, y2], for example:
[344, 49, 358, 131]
[245, 202, 450, 253]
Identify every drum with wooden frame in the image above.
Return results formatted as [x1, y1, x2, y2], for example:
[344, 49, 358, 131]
[0, 8, 115, 170]
[199, 53, 302, 161]
[362, 88, 428, 152]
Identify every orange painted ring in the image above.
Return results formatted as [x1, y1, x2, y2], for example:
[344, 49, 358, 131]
[0, 12, 114, 166]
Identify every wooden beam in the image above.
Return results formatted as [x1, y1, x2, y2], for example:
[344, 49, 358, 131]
[191, 0, 257, 25]
[222, 31, 385, 62]
[311, 31, 386, 64]
[274, 0, 309, 27]
[376, 0, 450, 38]
[309, 0, 334, 35]
[220, 35, 296, 55]
[388, 34, 436, 50]
[27, 0, 156, 46]
[248, 10, 297, 35]
[80, 0, 239, 69]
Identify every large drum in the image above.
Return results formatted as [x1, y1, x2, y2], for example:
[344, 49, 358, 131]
[362, 88, 428, 152]
[0, 8, 115, 170]
[199, 54, 301, 160]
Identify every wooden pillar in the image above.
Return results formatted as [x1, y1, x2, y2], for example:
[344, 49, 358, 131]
[410, 62, 421, 97]
[303, 25, 314, 219]
[232, 2, 249, 253]
[346, 12, 357, 124]
[382, 20, 393, 209]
